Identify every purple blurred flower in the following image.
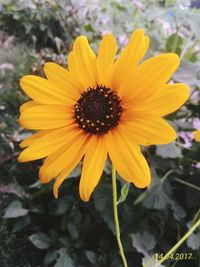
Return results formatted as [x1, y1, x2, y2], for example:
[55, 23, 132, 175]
[101, 17, 109, 25]
[190, 90, 200, 105]
[117, 35, 129, 46]
[195, 162, 200, 169]
[132, 0, 145, 10]
[157, 18, 172, 36]
[101, 30, 111, 35]
[193, 118, 200, 130]
[178, 131, 193, 148]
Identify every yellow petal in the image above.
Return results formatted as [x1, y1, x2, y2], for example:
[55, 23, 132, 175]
[105, 129, 150, 188]
[18, 124, 78, 162]
[108, 29, 149, 89]
[53, 135, 90, 198]
[39, 130, 88, 184]
[193, 130, 200, 142]
[120, 53, 180, 103]
[122, 111, 176, 145]
[20, 75, 76, 105]
[20, 130, 51, 148]
[79, 136, 107, 202]
[133, 83, 190, 116]
[20, 101, 39, 113]
[68, 36, 97, 89]
[19, 104, 73, 129]
[44, 62, 81, 100]
[96, 34, 117, 86]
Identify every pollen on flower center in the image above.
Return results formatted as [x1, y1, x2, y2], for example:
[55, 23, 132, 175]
[74, 85, 122, 134]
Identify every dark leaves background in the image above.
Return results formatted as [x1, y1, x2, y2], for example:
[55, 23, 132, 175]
[0, 0, 200, 267]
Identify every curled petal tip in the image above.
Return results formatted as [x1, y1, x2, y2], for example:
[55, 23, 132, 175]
[53, 187, 58, 199]
[18, 154, 23, 163]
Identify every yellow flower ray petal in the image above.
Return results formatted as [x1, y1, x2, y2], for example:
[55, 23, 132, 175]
[122, 111, 176, 145]
[39, 131, 88, 184]
[68, 36, 97, 89]
[44, 62, 81, 100]
[53, 135, 94, 199]
[18, 124, 79, 162]
[193, 130, 200, 142]
[79, 136, 107, 202]
[120, 53, 180, 103]
[96, 34, 117, 86]
[20, 130, 51, 148]
[108, 29, 149, 89]
[19, 104, 73, 129]
[20, 101, 39, 113]
[130, 83, 190, 116]
[106, 129, 151, 187]
[20, 75, 76, 105]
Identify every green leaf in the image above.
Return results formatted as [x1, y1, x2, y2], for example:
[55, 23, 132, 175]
[166, 33, 183, 55]
[3, 200, 28, 218]
[59, 236, 70, 247]
[111, 2, 126, 11]
[117, 182, 130, 205]
[54, 248, 74, 267]
[186, 232, 200, 250]
[85, 251, 97, 264]
[13, 216, 31, 232]
[169, 199, 186, 220]
[84, 24, 94, 32]
[156, 142, 182, 158]
[93, 181, 115, 233]
[142, 182, 170, 210]
[29, 232, 50, 249]
[29, 180, 42, 189]
[130, 231, 156, 256]
[44, 250, 58, 266]
[2, 183, 28, 198]
[135, 173, 186, 220]
[134, 190, 149, 205]
[134, 176, 172, 210]
[67, 222, 79, 240]
[173, 60, 200, 87]
[49, 196, 70, 216]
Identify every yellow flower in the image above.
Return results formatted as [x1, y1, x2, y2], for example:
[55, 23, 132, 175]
[18, 29, 190, 202]
[193, 130, 200, 142]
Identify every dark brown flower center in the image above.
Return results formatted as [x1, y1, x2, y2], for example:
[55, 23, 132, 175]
[74, 85, 122, 134]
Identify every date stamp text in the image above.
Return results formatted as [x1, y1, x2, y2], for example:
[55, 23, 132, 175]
[153, 252, 195, 261]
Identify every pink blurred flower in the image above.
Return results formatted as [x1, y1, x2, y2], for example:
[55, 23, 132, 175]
[178, 131, 193, 148]
[193, 118, 200, 130]
[117, 34, 129, 46]
[132, 0, 145, 10]
[195, 162, 200, 169]
[101, 30, 111, 36]
[157, 18, 172, 36]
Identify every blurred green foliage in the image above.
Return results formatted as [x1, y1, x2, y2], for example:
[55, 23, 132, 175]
[0, 0, 200, 267]
[0, 0, 79, 50]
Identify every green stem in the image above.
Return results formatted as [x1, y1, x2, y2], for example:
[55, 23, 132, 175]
[193, 209, 200, 224]
[112, 165, 128, 267]
[155, 218, 200, 267]
[175, 178, 200, 192]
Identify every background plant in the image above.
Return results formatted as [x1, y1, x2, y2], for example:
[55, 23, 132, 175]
[0, 0, 200, 267]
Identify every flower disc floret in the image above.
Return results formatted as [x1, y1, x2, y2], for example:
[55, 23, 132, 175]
[74, 85, 122, 134]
